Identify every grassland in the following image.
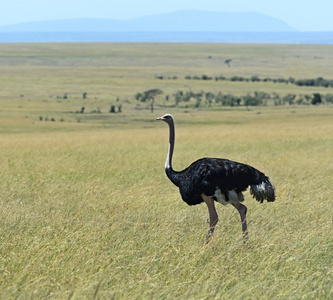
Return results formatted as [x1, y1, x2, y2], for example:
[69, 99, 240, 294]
[0, 43, 332, 299]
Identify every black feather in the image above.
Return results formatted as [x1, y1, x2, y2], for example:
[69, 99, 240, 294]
[166, 157, 274, 206]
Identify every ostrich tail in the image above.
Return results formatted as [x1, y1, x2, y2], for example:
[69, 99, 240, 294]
[250, 177, 275, 203]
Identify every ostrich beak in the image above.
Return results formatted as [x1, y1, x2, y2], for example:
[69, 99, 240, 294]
[156, 114, 171, 121]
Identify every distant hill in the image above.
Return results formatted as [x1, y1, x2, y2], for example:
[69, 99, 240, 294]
[0, 10, 295, 32]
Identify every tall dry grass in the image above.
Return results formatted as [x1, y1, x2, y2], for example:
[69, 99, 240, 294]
[0, 107, 332, 299]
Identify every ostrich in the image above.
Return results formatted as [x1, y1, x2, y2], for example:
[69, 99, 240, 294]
[156, 113, 275, 242]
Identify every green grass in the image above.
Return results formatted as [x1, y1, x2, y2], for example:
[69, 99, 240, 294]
[0, 43, 332, 299]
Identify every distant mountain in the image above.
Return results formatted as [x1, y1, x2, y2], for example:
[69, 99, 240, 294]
[0, 10, 295, 32]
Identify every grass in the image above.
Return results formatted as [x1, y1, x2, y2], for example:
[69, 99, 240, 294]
[1, 43, 333, 134]
[0, 43, 332, 299]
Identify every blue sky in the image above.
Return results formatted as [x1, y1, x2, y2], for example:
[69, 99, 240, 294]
[1, 0, 333, 31]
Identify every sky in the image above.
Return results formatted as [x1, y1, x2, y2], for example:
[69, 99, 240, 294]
[1, 0, 333, 31]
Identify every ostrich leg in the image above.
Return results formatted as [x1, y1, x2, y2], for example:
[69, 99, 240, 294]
[232, 203, 248, 240]
[202, 194, 218, 242]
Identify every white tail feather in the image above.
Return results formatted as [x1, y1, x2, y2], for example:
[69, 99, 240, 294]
[250, 178, 275, 203]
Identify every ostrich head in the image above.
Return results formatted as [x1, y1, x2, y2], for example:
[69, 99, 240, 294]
[156, 113, 173, 124]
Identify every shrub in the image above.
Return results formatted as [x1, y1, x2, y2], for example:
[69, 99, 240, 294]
[251, 76, 260, 82]
[194, 98, 201, 108]
[283, 94, 296, 105]
[230, 76, 245, 82]
[312, 93, 322, 105]
[135, 92, 143, 101]
[202, 75, 212, 80]
[243, 94, 263, 106]
[324, 93, 333, 104]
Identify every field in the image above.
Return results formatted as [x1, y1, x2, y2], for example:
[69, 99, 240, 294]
[0, 43, 332, 299]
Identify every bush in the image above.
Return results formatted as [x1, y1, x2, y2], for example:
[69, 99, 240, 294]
[312, 93, 322, 105]
[324, 94, 333, 104]
[202, 75, 212, 80]
[243, 94, 263, 106]
[135, 93, 144, 101]
[230, 76, 245, 82]
[251, 76, 260, 82]
[283, 94, 296, 105]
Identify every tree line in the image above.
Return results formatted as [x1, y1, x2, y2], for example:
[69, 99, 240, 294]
[156, 74, 333, 88]
[136, 89, 333, 108]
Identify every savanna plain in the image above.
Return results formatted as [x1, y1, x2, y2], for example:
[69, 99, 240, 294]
[0, 43, 332, 299]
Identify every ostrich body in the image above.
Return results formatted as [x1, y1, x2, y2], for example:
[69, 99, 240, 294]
[157, 113, 275, 241]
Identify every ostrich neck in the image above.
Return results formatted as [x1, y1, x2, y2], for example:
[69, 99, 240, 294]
[164, 118, 181, 187]
[165, 119, 175, 170]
